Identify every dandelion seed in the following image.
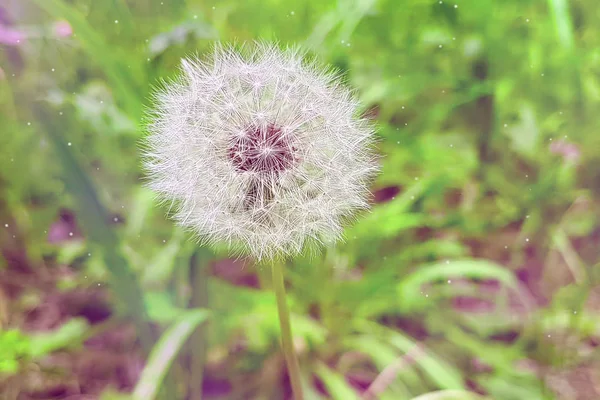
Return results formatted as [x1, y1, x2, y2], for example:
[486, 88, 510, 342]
[143, 42, 379, 260]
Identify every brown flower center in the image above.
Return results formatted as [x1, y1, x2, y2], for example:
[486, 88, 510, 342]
[228, 123, 296, 176]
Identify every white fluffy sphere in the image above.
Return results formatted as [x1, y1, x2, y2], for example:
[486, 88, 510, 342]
[143, 42, 378, 260]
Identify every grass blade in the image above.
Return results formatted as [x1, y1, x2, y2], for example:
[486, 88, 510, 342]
[355, 321, 465, 391]
[314, 362, 360, 400]
[409, 390, 489, 400]
[133, 310, 210, 400]
[397, 259, 531, 312]
[32, 103, 155, 353]
[547, 0, 575, 50]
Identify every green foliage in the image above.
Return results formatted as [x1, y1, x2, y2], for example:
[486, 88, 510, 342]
[0, 320, 88, 374]
[1, 0, 599, 398]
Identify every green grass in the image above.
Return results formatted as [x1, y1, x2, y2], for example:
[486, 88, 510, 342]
[1, 0, 599, 399]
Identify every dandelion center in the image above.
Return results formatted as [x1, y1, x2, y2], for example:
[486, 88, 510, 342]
[228, 123, 297, 175]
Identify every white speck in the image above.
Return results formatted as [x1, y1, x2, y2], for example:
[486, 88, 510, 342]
[51, 68, 55, 72]
[574, 311, 577, 314]
[426, 294, 429, 297]
[113, 217, 118, 222]
[163, 239, 166, 243]
[439, 44, 443, 48]
[193, 15, 198, 19]
[401, 106, 405, 109]
[547, 334, 551, 338]
[115, 20, 119, 24]
[98, 283, 101, 286]
[454, 4, 458, 8]
[504, 123, 507, 127]
[450, 144, 453, 147]
[100, 100, 104, 104]
[147, 58, 150, 61]
[88, 253, 91, 257]
[526, 215, 530, 218]
[452, 37, 456, 40]
[212, 6, 215, 9]
[525, 238, 530, 242]
[541, 73, 544, 77]
[290, 11, 295, 15]
[446, 260, 450, 264]
[526, 18, 530, 22]
[415, 177, 419, 180]
[69, 232, 73, 236]
[411, 196, 415, 199]
[4, 224, 8, 228]
[397, 141, 400, 144]
[27, 122, 31, 126]
[504, 245, 508, 249]
[59, 111, 63, 115]
[67, 142, 72, 146]
[448, 280, 452, 283]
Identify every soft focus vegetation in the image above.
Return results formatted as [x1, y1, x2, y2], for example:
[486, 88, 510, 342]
[1, 0, 600, 399]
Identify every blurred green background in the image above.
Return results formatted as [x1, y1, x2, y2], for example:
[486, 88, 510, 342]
[1, 0, 600, 399]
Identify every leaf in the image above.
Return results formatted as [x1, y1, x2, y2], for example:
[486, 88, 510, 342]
[133, 310, 210, 400]
[29, 318, 89, 358]
[409, 390, 489, 400]
[347, 178, 435, 239]
[356, 321, 465, 391]
[397, 259, 525, 312]
[547, 0, 575, 50]
[314, 362, 360, 400]
[125, 188, 156, 238]
[141, 228, 185, 286]
[144, 291, 190, 323]
[504, 104, 539, 158]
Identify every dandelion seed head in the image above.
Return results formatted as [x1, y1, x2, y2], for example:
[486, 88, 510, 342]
[143, 42, 379, 260]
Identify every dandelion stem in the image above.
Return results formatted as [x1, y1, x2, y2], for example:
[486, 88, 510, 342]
[271, 261, 304, 400]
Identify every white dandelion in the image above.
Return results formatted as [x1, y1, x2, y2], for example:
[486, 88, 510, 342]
[143, 42, 379, 261]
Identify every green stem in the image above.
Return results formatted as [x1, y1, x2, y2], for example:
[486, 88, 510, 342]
[271, 261, 304, 400]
